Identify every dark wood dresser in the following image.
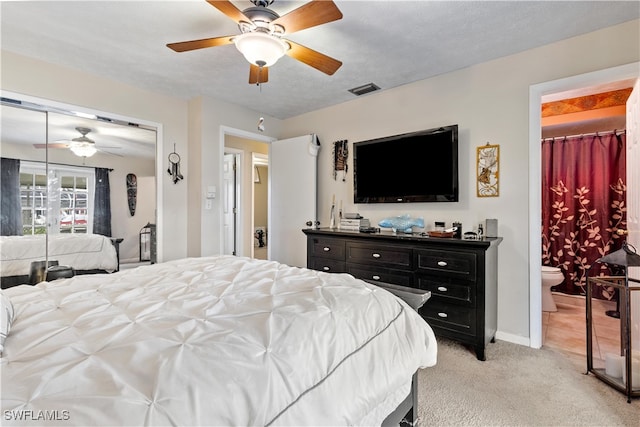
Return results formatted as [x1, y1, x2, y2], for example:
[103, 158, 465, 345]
[302, 228, 502, 360]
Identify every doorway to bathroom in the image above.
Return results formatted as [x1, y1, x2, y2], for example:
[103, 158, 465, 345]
[541, 85, 629, 360]
[531, 64, 639, 360]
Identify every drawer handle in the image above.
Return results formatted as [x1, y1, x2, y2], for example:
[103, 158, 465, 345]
[437, 261, 448, 267]
[372, 275, 381, 280]
[437, 312, 448, 318]
[437, 286, 448, 292]
[323, 247, 331, 252]
[372, 253, 381, 258]
[323, 266, 330, 271]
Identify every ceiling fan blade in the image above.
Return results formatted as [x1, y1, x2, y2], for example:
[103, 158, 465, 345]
[33, 143, 69, 149]
[249, 64, 269, 84]
[206, 0, 250, 24]
[272, 0, 342, 34]
[286, 40, 342, 75]
[167, 35, 234, 52]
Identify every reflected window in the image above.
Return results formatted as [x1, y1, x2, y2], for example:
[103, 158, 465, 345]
[20, 171, 47, 235]
[20, 162, 94, 235]
[59, 175, 88, 234]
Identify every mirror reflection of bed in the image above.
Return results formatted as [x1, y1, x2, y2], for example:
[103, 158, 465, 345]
[0, 98, 157, 285]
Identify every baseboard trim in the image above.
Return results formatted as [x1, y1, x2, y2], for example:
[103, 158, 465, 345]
[495, 331, 531, 348]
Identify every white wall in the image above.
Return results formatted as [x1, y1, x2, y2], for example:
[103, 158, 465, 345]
[279, 19, 640, 342]
[115, 175, 156, 263]
[1, 50, 188, 263]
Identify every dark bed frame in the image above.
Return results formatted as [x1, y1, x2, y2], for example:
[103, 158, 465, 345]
[377, 282, 431, 427]
[382, 372, 419, 426]
[0, 269, 111, 289]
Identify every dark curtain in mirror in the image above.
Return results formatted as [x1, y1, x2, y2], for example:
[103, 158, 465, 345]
[1, 157, 22, 236]
[93, 168, 112, 237]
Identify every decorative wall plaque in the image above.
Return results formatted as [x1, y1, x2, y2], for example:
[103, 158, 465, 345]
[476, 143, 499, 197]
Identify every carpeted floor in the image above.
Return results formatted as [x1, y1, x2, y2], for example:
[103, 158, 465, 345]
[417, 338, 639, 426]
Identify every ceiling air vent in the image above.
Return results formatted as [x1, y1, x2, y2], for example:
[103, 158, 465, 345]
[348, 83, 380, 96]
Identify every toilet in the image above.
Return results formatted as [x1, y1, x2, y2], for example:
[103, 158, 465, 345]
[541, 266, 564, 312]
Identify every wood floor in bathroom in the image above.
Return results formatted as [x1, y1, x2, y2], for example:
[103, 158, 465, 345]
[542, 292, 620, 365]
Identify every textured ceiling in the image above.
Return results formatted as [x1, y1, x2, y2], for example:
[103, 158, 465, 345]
[1, 1, 638, 121]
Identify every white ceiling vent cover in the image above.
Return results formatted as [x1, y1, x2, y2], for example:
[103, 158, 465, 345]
[348, 83, 380, 96]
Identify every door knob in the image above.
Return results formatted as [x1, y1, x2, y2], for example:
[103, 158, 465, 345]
[617, 229, 629, 236]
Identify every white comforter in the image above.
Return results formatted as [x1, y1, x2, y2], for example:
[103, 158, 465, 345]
[1, 255, 437, 426]
[0, 234, 118, 277]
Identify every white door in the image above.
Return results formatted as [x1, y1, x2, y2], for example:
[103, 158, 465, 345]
[269, 134, 319, 267]
[223, 153, 238, 255]
[626, 79, 639, 350]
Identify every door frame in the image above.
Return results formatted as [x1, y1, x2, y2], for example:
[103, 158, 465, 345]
[528, 62, 640, 349]
[219, 126, 275, 255]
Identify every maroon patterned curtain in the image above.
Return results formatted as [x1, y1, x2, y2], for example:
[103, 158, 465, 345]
[541, 132, 626, 300]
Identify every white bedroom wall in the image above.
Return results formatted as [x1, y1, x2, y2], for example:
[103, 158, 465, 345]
[114, 175, 156, 264]
[0, 50, 189, 263]
[280, 19, 640, 343]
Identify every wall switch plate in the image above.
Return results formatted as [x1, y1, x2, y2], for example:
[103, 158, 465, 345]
[206, 186, 216, 199]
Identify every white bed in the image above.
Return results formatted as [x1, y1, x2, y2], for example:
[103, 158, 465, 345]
[0, 255, 437, 426]
[0, 234, 118, 281]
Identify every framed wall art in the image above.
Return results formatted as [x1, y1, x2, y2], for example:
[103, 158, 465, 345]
[476, 143, 499, 197]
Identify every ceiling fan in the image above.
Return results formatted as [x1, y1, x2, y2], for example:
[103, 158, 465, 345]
[34, 127, 120, 158]
[167, 0, 343, 84]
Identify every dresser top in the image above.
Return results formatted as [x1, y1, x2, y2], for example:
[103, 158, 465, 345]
[303, 228, 502, 249]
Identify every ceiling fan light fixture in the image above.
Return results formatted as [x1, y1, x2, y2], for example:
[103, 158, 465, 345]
[69, 141, 97, 158]
[234, 32, 288, 67]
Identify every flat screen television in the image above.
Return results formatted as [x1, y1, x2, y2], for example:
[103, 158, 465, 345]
[353, 124, 458, 203]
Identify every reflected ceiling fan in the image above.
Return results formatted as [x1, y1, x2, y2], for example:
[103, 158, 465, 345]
[167, 0, 343, 84]
[34, 127, 121, 158]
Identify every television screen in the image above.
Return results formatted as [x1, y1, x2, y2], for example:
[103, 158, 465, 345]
[353, 125, 458, 203]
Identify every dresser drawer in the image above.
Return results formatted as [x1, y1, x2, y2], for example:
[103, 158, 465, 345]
[346, 242, 413, 269]
[347, 264, 412, 287]
[310, 258, 346, 273]
[420, 300, 476, 336]
[417, 276, 474, 306]
[310, 238, 346, 260]
[416, 249, 476, 280]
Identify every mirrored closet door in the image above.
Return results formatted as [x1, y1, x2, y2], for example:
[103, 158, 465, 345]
[1, 95, 158, 286]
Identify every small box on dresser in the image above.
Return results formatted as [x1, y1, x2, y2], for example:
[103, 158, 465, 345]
[340, 218, 370, 231]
